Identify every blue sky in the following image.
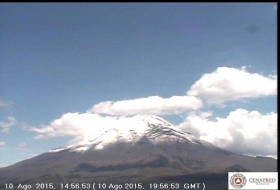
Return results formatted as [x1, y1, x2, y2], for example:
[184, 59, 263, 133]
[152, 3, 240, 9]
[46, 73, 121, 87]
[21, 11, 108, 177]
[0, 3, 277, 167]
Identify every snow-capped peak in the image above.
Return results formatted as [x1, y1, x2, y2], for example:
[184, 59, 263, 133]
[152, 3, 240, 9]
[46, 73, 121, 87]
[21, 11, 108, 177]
[49, 115, 202, 153]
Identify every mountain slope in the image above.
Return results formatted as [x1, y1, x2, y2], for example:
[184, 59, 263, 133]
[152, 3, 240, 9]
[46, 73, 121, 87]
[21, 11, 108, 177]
[0, 115, 277, 190]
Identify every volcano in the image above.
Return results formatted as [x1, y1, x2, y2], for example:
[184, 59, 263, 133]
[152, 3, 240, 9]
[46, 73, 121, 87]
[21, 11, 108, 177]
[0, 115, 276, 190]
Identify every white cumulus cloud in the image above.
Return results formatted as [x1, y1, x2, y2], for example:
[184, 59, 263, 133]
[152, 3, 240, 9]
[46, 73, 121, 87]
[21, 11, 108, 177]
[26, 66, 277, 158]
[187, 66, 277, 105]
[28, 108, 277, 158]
[0, 116, 17, 133]
[29, 112, 101, 139]
[89, 95, 203, 116]
[177, 109, 277, 158]
[28, 113, 132, 141]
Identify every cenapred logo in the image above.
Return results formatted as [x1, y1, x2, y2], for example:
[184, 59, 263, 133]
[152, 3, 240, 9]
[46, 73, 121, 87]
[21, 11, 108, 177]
[228, 172, 278, 190]
[230, 173, 247, 189]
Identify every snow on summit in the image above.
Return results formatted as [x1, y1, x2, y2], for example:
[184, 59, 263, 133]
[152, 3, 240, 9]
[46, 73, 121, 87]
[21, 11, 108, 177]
[49, 115, 202, 153]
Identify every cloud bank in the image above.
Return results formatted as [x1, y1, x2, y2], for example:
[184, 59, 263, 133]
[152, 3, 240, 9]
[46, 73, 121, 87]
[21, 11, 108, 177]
[28, 109, 277, 158]
[90, 95, 203, 116]
[29, 113, 135, 142]
[89, 66, 277, 116]
[177, 109, 277, 157]
[29, 112, 103, 140]
[187, 67, 277, 105]
[28, 66, 277, 158]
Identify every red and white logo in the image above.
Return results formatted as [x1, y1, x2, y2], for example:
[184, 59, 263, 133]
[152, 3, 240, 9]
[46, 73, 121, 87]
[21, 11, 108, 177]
[230, 173, 247, 188]
[229, 172, 278, 190]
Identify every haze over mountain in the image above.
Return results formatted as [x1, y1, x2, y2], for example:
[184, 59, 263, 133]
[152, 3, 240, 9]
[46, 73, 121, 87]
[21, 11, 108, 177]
[0, 115, 276, 190]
